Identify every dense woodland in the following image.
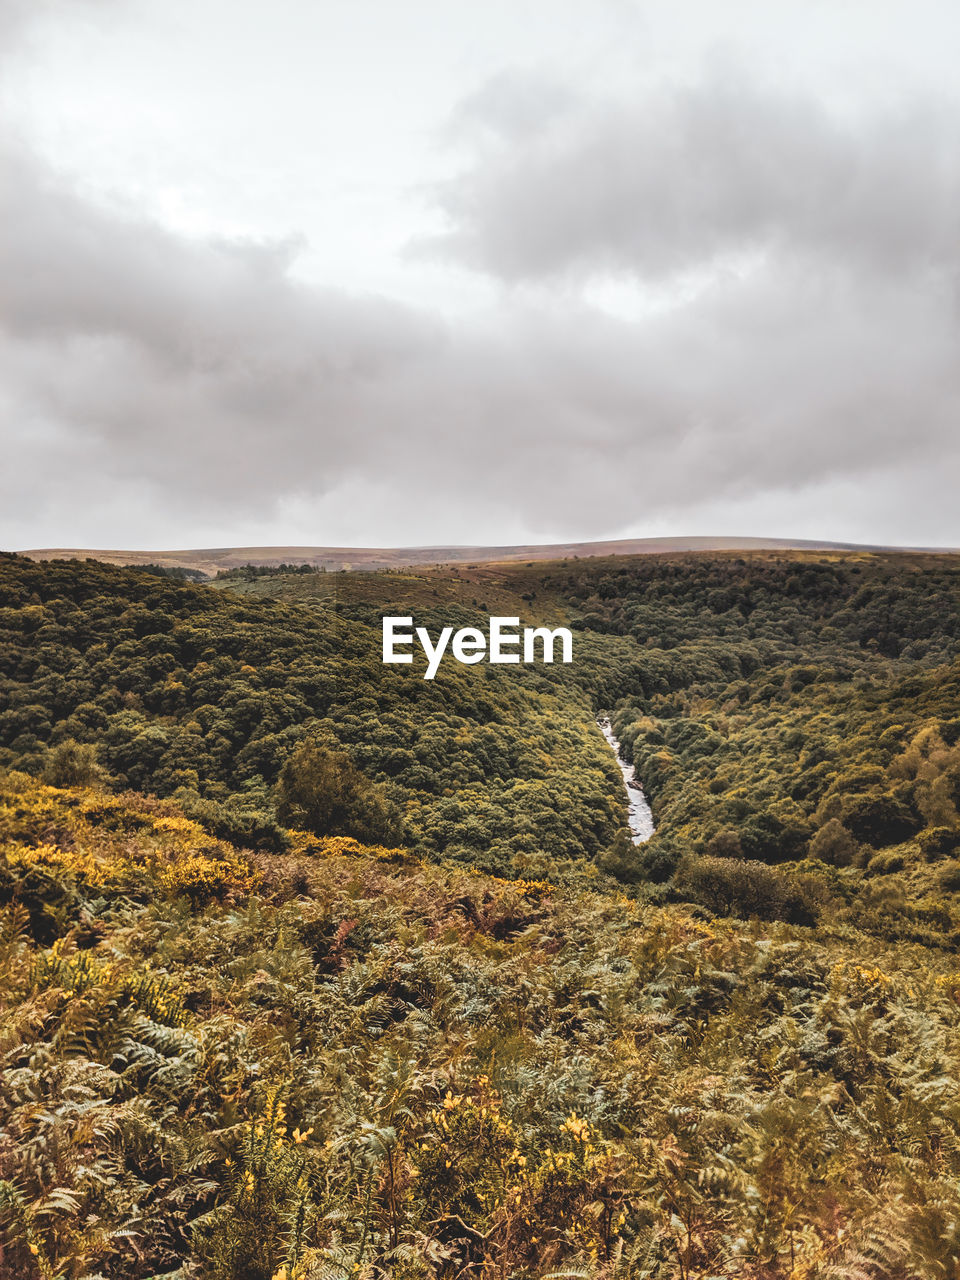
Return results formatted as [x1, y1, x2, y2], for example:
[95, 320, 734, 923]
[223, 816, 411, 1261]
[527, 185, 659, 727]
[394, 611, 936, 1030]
[3, 548, 960, 1277]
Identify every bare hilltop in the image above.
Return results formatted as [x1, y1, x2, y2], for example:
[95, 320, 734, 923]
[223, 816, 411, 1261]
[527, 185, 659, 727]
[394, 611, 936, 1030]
[17, 535, 958, 576]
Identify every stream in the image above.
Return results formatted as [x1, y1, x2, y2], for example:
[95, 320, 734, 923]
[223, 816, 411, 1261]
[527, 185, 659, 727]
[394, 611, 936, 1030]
[598, 717, 656, 844]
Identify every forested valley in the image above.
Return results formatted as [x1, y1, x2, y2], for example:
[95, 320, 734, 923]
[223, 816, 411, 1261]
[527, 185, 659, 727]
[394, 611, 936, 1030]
[3, 548, 960, 1278]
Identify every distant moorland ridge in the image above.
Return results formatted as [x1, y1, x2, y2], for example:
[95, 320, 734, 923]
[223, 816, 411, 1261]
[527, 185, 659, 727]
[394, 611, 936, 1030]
[17, 534, 960, 575]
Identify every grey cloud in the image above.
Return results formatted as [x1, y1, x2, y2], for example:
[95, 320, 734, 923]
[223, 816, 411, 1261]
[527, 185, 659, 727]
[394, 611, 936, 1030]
[0, 0, 115, 47]
[0, 146, 449, 518]
[425, 70, 960, 283]
[2, 94, 960, 551]
[444, 69, 582, 146]
[0, 0, 53, 42]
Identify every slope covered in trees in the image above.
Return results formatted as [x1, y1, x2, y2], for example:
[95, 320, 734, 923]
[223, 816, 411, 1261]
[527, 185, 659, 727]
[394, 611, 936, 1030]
[534, 552, 960, 944]
[0, 555, 633, 877]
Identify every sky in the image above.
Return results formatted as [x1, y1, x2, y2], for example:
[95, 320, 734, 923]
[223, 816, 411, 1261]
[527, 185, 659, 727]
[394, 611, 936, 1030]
[2, 0, 959, 551]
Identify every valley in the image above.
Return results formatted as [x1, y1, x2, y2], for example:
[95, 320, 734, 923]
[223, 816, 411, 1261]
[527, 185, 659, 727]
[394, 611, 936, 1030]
[3, 546, 960, 1277]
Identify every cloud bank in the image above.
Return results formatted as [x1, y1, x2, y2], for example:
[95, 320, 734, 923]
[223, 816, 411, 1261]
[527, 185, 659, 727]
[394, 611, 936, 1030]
[2, 39, 960, 547]
[429, 70, 960, 283]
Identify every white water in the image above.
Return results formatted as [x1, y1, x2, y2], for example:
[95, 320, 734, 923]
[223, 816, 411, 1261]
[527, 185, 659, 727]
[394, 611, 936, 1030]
[598, 717, 655, 844]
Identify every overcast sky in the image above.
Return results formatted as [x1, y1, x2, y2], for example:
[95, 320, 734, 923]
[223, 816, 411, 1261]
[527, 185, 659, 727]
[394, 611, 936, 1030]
[2, 0, 959, 551]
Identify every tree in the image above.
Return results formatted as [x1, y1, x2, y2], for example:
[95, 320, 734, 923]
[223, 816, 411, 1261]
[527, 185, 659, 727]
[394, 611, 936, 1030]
[275, 739, 402, 845]
[809, 817, 860, 866]
[42, 738, 105, 788]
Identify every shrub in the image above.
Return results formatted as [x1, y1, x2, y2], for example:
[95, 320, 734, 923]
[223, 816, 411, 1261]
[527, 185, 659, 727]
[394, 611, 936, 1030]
[866, 850, 906, 876]
[597, 832, 645, 883]
[175, 789, 288, 852]
[635, 836, 683, 884]
[675, 855, 826, 924]
[842, 791, 919, 847]
[42, 738, 104, 787]
[703, 828, 743, 859]
[917, 826, 960, 862]
[275, 739, 403, 846]
[809, 818, 860, 867]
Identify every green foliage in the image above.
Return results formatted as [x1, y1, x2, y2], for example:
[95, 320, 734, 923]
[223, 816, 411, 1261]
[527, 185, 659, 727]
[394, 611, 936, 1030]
[41, 737, 104, 788]
[539, 553, 960, 935]
[0, 556, 627, 874]
[674, 855, 827, 924]
[5, 549, 960, 1275]
[808, 818, 860, 867]
[216, 562, 323, 579]
[275, 738, 402, 845]
[127, 561, 209, 581]
[6, 773, 960, 1276]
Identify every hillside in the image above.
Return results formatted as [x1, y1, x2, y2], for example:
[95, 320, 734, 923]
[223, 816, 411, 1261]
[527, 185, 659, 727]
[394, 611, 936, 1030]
[4, 768, 960, 1280]
[19, 534, 958, 577]
[4, 549, 960, 1276]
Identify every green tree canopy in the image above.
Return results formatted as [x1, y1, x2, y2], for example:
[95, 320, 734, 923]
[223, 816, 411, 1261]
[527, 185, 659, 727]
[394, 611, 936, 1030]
[275, 738, 402, 845]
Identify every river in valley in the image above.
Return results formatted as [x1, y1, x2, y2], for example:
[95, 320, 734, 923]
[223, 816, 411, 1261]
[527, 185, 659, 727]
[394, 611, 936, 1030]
[598, 717, 656, 843]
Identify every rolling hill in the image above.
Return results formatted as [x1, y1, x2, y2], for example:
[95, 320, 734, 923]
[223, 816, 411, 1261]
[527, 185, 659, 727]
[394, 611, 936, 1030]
[18, 534, 959, 576]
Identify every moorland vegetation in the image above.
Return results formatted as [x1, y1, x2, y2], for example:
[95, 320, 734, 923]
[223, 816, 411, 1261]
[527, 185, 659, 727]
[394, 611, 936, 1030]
[3, 548, 960, 1277]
